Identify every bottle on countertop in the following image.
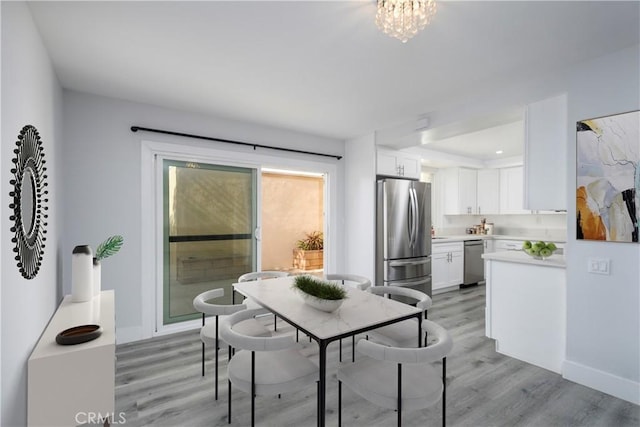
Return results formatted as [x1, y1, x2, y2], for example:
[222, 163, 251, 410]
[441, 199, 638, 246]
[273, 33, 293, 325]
[485, 223, 494, 235]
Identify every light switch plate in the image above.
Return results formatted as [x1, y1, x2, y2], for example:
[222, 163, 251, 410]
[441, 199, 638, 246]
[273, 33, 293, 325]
[588, 258, 610, 275]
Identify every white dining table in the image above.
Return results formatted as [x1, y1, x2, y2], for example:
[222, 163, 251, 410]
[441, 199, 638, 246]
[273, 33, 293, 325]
[233, 276, 422, 427]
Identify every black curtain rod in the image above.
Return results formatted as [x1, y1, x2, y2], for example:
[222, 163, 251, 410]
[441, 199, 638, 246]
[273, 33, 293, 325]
[130, 126, 342, 160]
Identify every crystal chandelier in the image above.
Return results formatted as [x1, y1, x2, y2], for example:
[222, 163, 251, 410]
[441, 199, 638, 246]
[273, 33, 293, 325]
[375, 0, 437, 43]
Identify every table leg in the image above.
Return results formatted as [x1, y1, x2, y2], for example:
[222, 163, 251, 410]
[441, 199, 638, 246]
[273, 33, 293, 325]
[318, 340, 328, 427]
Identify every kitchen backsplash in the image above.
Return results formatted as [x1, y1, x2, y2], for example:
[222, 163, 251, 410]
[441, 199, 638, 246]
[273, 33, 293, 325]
[438, 213, 567, 241]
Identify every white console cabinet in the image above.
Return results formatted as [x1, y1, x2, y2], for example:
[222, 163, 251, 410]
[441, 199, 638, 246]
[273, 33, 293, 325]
[28, 291, 115, 427]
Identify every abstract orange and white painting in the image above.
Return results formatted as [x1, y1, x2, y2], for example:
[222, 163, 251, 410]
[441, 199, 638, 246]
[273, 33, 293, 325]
[576, 110, 639, 242]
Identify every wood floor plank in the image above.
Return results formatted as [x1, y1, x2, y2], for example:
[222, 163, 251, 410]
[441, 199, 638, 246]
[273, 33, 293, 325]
[115, 285, 639, 426]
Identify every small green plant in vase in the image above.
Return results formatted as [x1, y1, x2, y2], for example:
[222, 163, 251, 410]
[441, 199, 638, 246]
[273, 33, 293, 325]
[292, 275, 347, 312]
[96, 235, 124, 260]
[93, 235, 124, 296]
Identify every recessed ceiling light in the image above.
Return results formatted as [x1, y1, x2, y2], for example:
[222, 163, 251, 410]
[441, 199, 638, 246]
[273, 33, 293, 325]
[495, 150, 503, 154]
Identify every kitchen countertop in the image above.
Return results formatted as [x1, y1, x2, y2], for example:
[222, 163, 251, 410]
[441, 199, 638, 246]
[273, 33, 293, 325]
[482, 250, 566, 268]
[432, 235, 486, 243]
[432, 234, 566, 244]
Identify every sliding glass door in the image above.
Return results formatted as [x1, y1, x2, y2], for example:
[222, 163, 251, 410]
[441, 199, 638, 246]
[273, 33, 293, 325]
[162, 160, 257, 325]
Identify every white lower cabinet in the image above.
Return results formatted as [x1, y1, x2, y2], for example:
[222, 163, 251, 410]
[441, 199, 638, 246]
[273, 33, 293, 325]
[485, 255, 566, 373]
[494, 239, 526, 252]
[483, 239, 495, 253]
[432, 242, 464, 291]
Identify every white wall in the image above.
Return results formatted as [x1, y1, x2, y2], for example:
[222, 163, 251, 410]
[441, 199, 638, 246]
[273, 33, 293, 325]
[1, 2, 64, 426]
[62, 90, 344, 342]
[442, 213, 567, 240]
[344, 133, 376, 281]
[563, 46, 639, 404]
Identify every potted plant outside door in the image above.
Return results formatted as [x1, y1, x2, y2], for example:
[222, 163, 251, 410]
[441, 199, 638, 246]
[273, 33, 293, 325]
[293, 231, 323, 270]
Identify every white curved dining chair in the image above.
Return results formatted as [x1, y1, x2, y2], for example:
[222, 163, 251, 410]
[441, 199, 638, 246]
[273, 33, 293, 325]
[238, 270, 290, 283]
[220, 308, 318, 427]
[238, 271, 290, 330]
[324, 273, 371, 290]
[324, 273, 372, 361]
[366, 285, 432, 348]
[192, 288, 270, 400]
[338, 320, 453, 427]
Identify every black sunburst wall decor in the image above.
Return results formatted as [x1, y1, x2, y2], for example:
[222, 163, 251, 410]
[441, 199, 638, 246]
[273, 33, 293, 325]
[9, 125, 49, 279]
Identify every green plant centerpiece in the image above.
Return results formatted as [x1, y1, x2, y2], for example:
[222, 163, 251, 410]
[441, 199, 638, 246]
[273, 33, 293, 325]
[293, 231, 324, 271]
[292, 275, 347, 312]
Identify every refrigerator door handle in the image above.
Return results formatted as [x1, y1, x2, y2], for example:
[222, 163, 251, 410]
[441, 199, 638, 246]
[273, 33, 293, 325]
[412, 187, 419, 249]
[408, 187, 418, 249]
[407, 187, 414, 249]
[389, 258, 431, 267]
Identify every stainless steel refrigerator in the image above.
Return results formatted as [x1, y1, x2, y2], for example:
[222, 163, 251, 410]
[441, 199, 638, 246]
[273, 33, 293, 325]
[376, 178, 432, 298]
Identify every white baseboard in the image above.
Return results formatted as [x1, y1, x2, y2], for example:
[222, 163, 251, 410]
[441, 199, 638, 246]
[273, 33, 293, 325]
[116, 321, 202, 344]
[563, 359, 640, 405]
[116, 326, 144, 344]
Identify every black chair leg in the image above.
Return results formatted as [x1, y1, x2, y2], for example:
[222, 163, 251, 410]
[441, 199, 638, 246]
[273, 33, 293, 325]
[274, 314, 277, 331]
[215, 316, 219, 400]
[339, 339, 342, 362]
[201, 313, 206, 377]
[397, 363, 402, 427]
[228, 379, 232, 424]
[352, 336, 355, 362]
[442, 357, 447, 427]
[251, 351, 256, 427]
[338, 380, 342, 427]
[201, 342, 205, 377]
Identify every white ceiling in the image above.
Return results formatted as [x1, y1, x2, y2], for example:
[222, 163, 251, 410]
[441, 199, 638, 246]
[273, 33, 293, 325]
[28, 1, 640, 159]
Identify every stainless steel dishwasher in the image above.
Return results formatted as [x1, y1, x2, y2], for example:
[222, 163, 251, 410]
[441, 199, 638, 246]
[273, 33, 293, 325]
[463, 240, 484, 286]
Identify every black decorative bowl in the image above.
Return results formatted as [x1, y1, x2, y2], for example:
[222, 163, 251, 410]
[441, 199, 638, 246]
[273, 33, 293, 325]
[56, 324, 102, 345]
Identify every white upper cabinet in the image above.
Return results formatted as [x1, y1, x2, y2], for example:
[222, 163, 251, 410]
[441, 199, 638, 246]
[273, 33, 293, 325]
[439, 166, 530, 215]
[476, 169, 500, 215]
[524, 93, 568, 211]
[499, 166, 530, 214]
[458, 168, 478, 215]
[440, 167, 478, 214]
[440, 167, 500, 215]
[377, 148, 421, 179]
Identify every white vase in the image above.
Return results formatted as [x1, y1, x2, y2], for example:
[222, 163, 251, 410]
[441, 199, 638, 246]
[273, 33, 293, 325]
[92, 257, 101, 298]
[296, 290, 344, 313]
[71, 245, 93, 302]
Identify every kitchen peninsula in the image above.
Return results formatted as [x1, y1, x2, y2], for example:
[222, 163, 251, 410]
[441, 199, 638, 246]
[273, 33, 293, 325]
[483, 250, 566, 374]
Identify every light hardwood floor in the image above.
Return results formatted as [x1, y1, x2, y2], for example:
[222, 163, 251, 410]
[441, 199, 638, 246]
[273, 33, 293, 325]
[115, 285, 639, 426]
